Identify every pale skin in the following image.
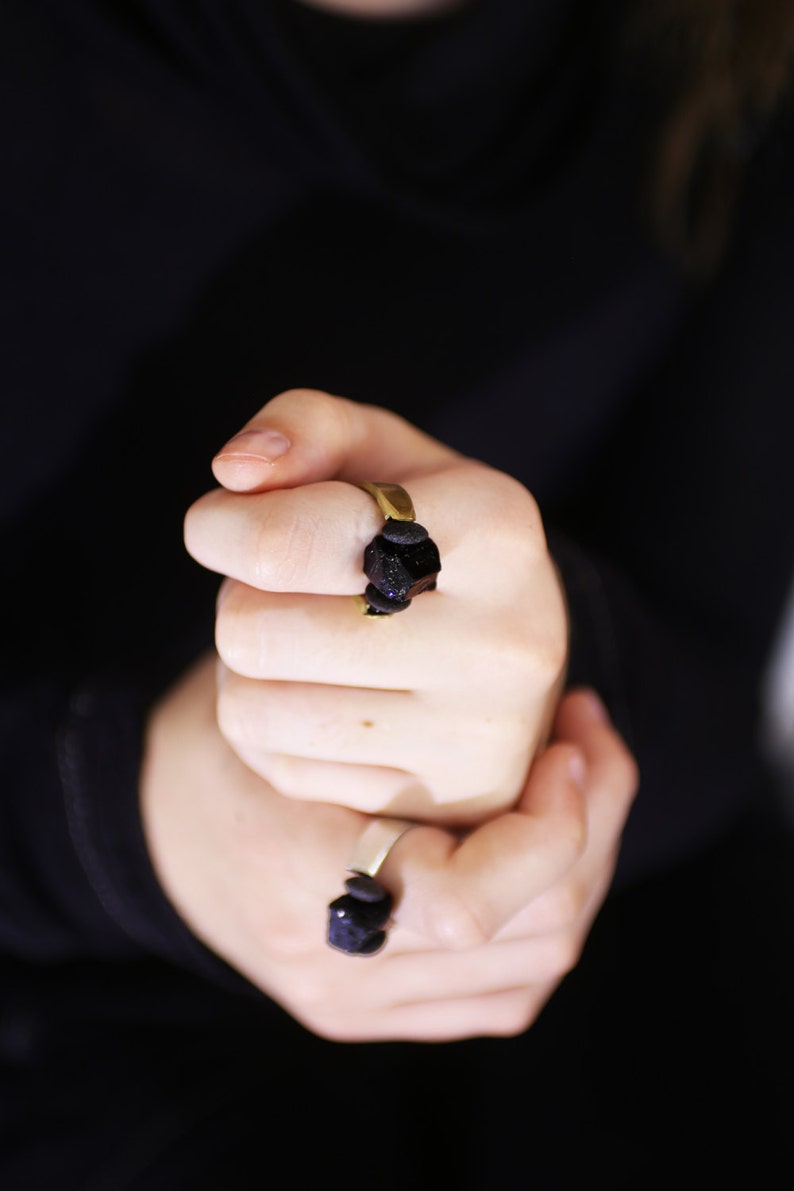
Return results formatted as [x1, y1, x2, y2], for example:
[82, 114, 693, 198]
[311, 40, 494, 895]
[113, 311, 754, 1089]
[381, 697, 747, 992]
[141, 389, 639, 1042]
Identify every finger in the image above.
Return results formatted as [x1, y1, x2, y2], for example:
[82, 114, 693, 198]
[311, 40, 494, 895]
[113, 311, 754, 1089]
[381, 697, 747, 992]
[491, 691, 638, 939]
[243, 753, 430, 817]
[309, 984, 553, 1044]
[382, 742, 588, 947]
[214, 585, 561, 711]
[215, 584, 478, 687]
[186, 462, 550, 605]
[552, 688, 639, 847]
[210, 388, 459, 493]
[367, 933, 581, 1002]
[186, 479, 384, 593]
[218, 668, 538, 818]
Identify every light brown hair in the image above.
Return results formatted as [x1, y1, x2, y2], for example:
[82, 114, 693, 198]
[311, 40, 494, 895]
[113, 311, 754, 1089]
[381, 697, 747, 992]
[630, 0, 794, 275]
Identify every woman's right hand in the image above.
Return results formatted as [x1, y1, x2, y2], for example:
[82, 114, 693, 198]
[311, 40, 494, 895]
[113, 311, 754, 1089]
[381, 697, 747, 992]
[140, 653, 637, 1042]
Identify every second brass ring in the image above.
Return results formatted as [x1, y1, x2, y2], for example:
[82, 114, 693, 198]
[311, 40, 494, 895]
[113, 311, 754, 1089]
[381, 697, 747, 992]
[327, 816, 415, 957]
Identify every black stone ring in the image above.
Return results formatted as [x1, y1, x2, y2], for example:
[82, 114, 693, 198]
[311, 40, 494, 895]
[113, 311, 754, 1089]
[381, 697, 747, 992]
[355, 482, 441, 616]
[327, 817, 414, 956]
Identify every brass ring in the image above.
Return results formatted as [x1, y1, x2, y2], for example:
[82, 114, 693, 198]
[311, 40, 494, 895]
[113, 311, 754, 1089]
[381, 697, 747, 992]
[327, 816, 415, 956]
[355, 481, 441, 617]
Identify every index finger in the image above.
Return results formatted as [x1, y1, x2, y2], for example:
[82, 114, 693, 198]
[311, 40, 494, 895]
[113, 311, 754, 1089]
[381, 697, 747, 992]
[184, 462, 548, 601]
[185, 479, 386, 594]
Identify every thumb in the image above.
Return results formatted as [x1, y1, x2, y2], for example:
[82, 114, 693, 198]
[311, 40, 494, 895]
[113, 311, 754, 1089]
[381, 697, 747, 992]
[211, 388, 459, 493]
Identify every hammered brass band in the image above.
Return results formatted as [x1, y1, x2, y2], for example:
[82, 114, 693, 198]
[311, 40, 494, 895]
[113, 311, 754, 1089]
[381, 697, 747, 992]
[357, 481, 416, 523]
[346, 816, 415, 878]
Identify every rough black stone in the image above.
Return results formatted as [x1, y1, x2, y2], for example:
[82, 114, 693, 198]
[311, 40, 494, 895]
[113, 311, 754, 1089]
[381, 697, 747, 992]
[363, 533, 441, 602]
[345, 874, 390, 903]
[380, 519, 429, 545]
[327, 890, 392, 955]
[356, 931, 387, 955]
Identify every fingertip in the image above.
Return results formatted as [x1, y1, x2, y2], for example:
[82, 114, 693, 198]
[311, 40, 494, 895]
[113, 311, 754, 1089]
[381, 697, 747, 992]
[212, 428, 292, 491]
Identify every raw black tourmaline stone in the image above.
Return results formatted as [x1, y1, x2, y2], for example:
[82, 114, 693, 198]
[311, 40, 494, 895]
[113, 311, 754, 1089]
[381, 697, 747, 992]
[328, 878, 393, 955]
[344, 874, 389, 903]
[364, 523, 441, 603]
[380, 520, 429, 546]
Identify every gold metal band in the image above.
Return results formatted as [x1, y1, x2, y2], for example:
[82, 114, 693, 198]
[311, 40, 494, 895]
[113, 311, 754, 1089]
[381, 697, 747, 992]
[346, 816, 415, 878]
[357, 481, 416, 523]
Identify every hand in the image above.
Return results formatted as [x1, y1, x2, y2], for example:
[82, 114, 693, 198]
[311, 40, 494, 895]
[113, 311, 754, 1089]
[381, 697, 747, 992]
[141, 659, 638, 1042]
[184, 389, 569, 824]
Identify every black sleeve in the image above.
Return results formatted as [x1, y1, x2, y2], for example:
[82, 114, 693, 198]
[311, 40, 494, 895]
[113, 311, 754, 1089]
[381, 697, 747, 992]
[0, 386, 266, 989]
[1, 680, 183, 963]
[549, 121, 794, 885]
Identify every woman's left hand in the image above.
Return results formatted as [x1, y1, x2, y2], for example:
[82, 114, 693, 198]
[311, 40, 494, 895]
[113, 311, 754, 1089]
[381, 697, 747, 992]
[184, 388, 569, 824]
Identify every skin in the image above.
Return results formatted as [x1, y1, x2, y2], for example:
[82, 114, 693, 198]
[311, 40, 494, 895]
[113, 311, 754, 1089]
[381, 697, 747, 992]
[140, 390, 639, 1042]
[187, 390, 568, 824]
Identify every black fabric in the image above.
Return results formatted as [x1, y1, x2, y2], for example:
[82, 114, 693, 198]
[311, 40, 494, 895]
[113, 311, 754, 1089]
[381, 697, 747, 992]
[2, 0, 794, 1182]
[2, 812, 793, 1188]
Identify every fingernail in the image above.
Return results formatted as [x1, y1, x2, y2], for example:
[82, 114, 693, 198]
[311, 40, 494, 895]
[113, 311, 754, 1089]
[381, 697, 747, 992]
[213, 428, 291, 464]
[568, 750, 586, 789]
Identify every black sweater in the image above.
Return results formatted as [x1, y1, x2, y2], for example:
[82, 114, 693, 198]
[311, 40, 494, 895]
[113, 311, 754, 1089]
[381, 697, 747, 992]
[2, 0, 793, 990]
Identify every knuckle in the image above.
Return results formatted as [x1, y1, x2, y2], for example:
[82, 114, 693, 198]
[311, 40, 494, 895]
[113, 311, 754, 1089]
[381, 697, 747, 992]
[546, 932, 583, 980]
[483, 475, 546, 562]
[216, 690, 243, 749]
[216, 676, 258, 750]
[459, 469, 546, 572]
[488, 469, 542, 523]
[543, 881, 586, 932]
[527, 628, 569, 688]
[263, 753, 294, 795]
[476, 600, 567, 699]
[620, 750, 641, 800]
[471, 623, 561, 699]
[215, 584, 255, 673]
[249, 503, 315, 592]
[269, 388, 359, 462]
[424, 890, 492, 951]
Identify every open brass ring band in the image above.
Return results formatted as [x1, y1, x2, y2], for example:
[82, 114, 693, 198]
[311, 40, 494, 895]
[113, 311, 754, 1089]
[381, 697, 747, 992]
[356, 481, 441, 617]
[347, 816, 415, 878]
